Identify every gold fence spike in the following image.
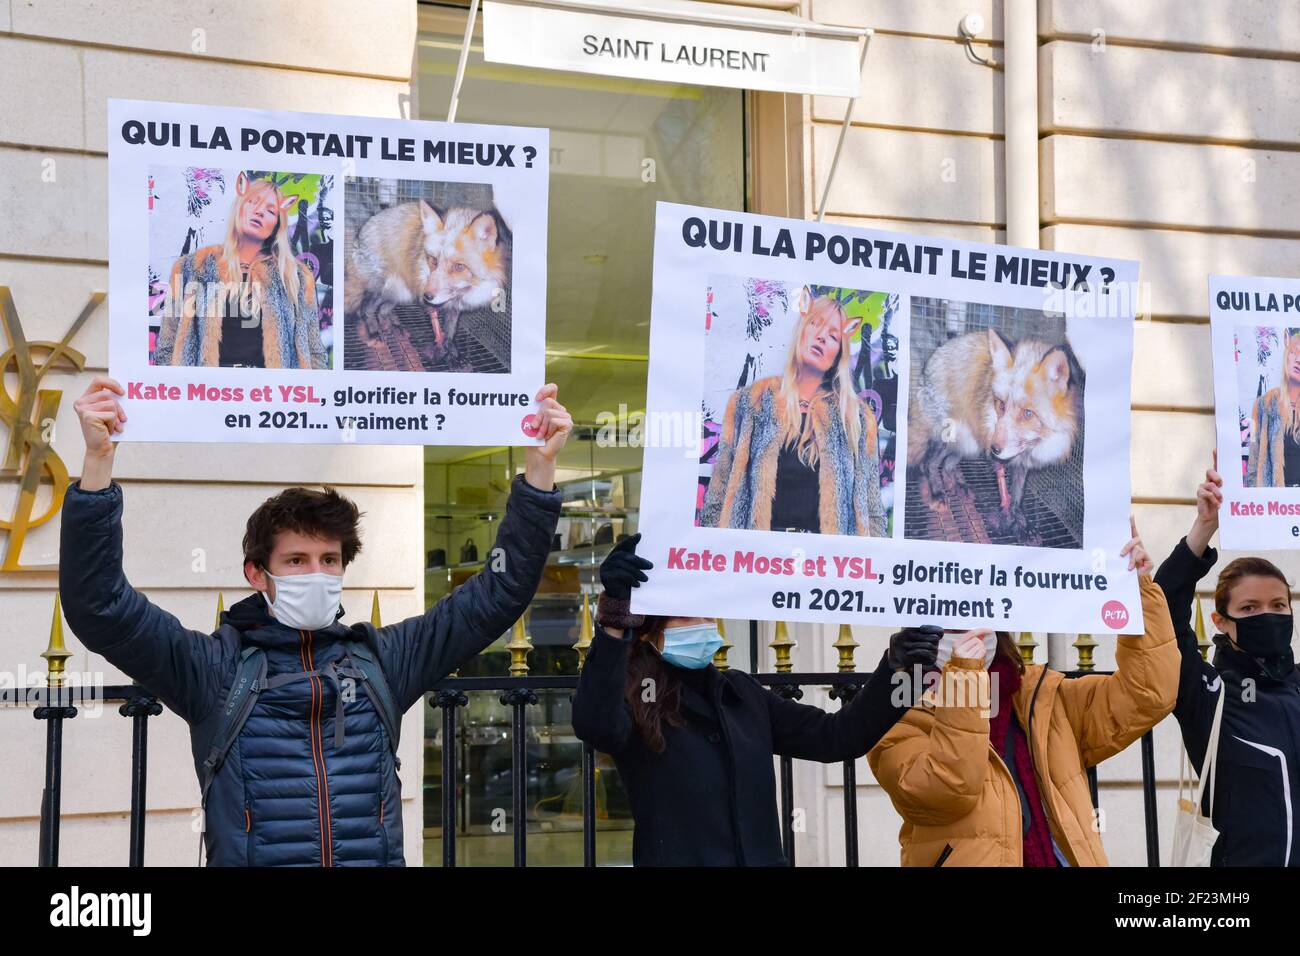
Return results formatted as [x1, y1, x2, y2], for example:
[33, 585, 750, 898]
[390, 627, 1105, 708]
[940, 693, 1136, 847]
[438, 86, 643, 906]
[371, 590, 382, 628]
[1016, 630, 1038, 666]
[507, 612, 533, 677]
[770, 620, 795, 673]
[833, 623, 859, 673]
[574, 593, 593, 670]
[1072, 632, 1098, 672]
[712, 618, 732, 671]
[42, 593, 71, 688]
[214, 592, 225, 631]
[1194, 595, 1212, 662]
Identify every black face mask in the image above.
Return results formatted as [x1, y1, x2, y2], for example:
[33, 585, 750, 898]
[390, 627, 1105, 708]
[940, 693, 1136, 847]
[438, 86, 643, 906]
[1225, 612, 1297, 681]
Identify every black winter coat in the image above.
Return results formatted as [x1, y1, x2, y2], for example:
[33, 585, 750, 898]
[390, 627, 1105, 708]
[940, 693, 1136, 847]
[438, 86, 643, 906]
[571, 628, 908, 866]
[1155, 538, 1300, 866]
[58, 475, 560, 866]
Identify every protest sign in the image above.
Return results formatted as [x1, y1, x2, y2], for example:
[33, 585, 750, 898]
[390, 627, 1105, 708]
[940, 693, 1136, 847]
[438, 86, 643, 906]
[1209, 274, 1300, 549]
[107, 99, 548, 446]
[633, 202, 1143, 632]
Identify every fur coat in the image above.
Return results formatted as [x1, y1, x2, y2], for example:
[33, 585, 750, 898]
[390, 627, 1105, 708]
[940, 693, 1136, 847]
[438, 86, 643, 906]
[155, 245, 327, 369]
[701, 376, 886, 536]
[1247, 386, 1291, 487]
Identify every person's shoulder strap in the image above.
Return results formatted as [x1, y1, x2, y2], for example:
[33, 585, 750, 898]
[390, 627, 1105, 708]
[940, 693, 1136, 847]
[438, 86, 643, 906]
[1196, 685, 1227, 817]
[197, 645, 267, 807]
[346, 639, 402, 768]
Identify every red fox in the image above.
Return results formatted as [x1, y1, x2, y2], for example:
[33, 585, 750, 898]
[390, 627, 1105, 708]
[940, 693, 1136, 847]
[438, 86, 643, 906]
[908, 327, 1081, 540]
[344, 199, 509, 367]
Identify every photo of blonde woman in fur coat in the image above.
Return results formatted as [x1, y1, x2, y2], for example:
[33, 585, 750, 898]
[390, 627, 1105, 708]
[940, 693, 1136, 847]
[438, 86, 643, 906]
[155, 171, 328, 369]
[700, 290, 887, 536]
[1245, 329, 1300, 487]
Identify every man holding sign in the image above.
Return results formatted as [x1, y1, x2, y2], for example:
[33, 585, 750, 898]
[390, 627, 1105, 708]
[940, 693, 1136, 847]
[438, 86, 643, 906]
[59, 375, 571, 866]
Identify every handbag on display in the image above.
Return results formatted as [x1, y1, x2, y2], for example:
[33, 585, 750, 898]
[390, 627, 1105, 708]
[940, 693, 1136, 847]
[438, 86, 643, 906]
[1170, 686, 1225, 867]
[460, 538, 479, 564]
[593, 522, 614, 545]
[427, 549, 446, 569]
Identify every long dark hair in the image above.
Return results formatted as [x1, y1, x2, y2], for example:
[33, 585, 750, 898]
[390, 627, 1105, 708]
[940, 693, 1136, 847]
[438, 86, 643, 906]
[624, 616, 685, 753]
[994, 631, 1024, 674]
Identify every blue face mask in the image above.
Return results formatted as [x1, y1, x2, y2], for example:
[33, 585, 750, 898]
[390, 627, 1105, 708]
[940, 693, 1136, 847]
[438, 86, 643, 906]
[660, 624, 724, 670]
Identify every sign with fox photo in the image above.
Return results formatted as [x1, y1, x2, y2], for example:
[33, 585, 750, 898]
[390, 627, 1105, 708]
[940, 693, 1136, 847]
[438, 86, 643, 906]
[1208, 273, 1300, 549]
[107, 99, 548, 446]
[633, 202, 1143, 633]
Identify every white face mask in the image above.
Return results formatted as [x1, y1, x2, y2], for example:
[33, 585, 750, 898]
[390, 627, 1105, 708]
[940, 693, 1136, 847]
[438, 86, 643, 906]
[935, 630, 997, 669]
[262, 571, 343, 631]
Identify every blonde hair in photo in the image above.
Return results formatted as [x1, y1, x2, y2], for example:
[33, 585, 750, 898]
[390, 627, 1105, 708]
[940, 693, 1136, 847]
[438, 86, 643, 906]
[778, 290, 863, 468]
[220, 173, 301, 310]
[1277, 330, 1300, 441]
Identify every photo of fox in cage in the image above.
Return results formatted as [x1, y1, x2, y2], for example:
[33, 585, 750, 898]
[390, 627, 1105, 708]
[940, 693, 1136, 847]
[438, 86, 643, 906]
[696, 275, 898, 537]
[904, 297, 1085, 549]
[342, 176, 512, 373]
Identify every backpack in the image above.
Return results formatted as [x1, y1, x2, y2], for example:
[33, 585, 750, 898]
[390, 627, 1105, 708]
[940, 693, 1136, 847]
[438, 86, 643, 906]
[196, 628, 402, 809]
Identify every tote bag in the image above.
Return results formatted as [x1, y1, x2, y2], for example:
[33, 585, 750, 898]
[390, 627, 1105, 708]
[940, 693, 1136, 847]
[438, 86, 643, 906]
[1170, 686, 1225, 867]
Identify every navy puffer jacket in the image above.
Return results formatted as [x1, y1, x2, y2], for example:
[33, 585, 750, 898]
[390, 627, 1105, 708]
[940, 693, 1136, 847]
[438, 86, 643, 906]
[58, 476, 560, 866]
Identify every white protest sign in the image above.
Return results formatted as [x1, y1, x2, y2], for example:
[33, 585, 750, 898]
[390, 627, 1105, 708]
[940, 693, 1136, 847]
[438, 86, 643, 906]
[633, 202, 1143, 633]
[108, 99, 548, 446]
[1209, 274, 1300, 549]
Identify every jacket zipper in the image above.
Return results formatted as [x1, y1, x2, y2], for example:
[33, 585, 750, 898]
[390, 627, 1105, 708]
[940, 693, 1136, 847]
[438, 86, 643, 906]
[299, 629, 334, 867]
[989, 747, 1022, 863]
[379, 750, 390, 863]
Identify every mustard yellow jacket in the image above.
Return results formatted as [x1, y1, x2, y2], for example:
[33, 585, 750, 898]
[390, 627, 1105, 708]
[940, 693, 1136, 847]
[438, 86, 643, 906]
[868, 575, 1179, 866]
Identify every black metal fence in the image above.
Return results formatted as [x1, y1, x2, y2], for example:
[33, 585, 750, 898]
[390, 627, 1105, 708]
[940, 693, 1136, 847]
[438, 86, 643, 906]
[30, 667, 1161, 868]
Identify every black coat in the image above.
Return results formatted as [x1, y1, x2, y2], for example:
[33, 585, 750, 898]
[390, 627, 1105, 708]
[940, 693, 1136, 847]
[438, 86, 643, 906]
[571, 628, 907, 866]
[1155, 538, 1300, 866]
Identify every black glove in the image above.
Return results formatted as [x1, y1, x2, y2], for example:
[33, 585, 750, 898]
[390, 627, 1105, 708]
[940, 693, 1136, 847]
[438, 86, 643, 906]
[599, 532, 653, 599]
[596, 534, 654, 632]
[888, 625, 942, 670]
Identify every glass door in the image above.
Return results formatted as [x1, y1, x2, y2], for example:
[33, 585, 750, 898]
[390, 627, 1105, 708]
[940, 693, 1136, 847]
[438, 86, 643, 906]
[417, 0, 747, 865]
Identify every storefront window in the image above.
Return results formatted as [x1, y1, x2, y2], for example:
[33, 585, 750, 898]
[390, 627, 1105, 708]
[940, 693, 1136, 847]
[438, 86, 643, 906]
[416, 1, 747, 865]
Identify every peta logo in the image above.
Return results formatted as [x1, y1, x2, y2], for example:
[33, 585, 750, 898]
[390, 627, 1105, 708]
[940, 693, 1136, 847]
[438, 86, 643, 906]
[49, 886, 151, 936]
[1101, 600, 1130, 630]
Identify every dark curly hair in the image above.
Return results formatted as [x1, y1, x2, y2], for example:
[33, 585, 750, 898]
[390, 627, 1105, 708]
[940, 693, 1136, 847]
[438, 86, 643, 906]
[243, 487, 364, 569]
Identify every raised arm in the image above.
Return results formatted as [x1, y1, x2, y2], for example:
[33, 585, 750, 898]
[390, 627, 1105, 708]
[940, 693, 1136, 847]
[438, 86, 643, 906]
[570, 535, 654, 755]
[371, 385, 570, 711]
[766, 627, 938, 762]
[1058, 523, 1180, 766]
[764, 654, 894, 762]
[60, 377, 225, 722]
[1152, 455, 1225, 766]
[868, 634, 994, 828]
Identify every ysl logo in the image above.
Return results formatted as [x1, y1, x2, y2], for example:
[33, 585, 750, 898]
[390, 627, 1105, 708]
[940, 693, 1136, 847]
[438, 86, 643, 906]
[0, 287, 102, 571]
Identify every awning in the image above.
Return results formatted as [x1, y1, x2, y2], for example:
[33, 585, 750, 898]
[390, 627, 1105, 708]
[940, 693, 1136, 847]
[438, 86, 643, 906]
[481, 0, 868, 97]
